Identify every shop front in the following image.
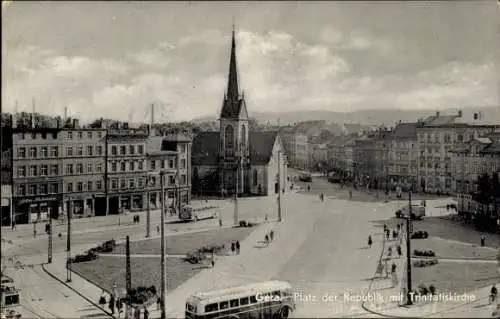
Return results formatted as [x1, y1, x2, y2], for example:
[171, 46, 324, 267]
[14, 195, 61, 224]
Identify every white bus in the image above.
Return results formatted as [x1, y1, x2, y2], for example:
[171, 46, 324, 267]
[185, 280, 296, 319]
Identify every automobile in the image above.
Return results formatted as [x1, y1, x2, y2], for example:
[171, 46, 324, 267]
[298, 173, 312, 182]
[395, 204, 426, 220]
[327, 176, 342, 183]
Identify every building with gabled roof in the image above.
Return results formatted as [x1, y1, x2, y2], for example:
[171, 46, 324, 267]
[191, 27, 287, 197]
[450, 133, 500, 223]
[416, 110, 500, 195]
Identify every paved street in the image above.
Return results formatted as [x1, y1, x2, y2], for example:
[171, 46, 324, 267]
[1, 176, 497, 318]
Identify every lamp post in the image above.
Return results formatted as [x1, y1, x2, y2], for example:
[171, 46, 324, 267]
[48, 208, 53, 264]
[234, 156, 239, 226]
[66, 198, 72, 282]
[278, 150, 282, 222]
[159, 171, 167, 319]
[145, 175, 154, 238]
[406, 188, 413, 305]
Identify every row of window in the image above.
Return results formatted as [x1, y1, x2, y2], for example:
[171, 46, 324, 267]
[17, 180, 104, 196]
[110, 161, 144, 173]
[16, 145, 104, 159]
[18, 131, 104, 140]
[16, 163, 104, 177]
[66, 131, 104, 140]
[109, 144, 145, 156]
[109, 174, 188, 189]
[204, 290, 290, 313]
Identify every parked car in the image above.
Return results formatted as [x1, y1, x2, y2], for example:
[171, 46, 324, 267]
[395, 204, 426, 220]
[299, 173, 312, 182]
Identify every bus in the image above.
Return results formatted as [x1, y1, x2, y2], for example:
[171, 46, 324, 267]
[185, 280, 296, 319]
[179, 205, 217, 222]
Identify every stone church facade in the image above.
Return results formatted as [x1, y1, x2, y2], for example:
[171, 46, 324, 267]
[191, 28, 287, 196]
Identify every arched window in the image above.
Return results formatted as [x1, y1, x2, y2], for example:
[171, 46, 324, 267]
[225, 125, 234, 149]
[241, 125, 246, 147]
[253, 169, 258, 186]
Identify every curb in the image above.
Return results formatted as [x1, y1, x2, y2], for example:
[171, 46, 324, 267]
[41, 263, 116, 319]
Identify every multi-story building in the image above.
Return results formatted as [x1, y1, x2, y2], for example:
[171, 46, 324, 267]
[1, 123, 13, 226]
[353, 129, 392, 189]
[105, 126, 149, 214]
[327, 135, 356, 178]
[416, 111, 500, 194]
[279, 126, 308, 170]
[385, 123, 419, 191]
[309, 143, 328, 170]
[60, 120, 107, 217]
[146, 129, 192, 213]
[11, 127, 63, 223]
[451, 133, 500, 216]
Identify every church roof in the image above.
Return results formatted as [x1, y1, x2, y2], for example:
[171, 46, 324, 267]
[249, 131, 278, 165]
[191, 131, 278, 166]
[220, 26, 246, 119]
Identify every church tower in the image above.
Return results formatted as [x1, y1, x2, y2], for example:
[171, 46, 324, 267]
[219, 25, 250, 196]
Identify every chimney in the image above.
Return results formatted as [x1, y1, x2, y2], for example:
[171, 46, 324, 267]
[458, 110, 462, 117]
[436, 111, 440, 117]
[72, 119, 79, 128]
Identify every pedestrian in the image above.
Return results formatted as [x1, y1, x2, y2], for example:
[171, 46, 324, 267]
[157, 225, 160, 234]
[265, 234, 269, 245]
[211, 259, 215, 268]
[392, 230, 397, 239]
[368, 235, 373, 248]
[383, 224, 387, 233]
[386, 229, 390, 240]
[231, 242, 235, 255]
[144, 307, 149, 319]
[11, 221, 16, 231]
[265, 214, 268, 222]
[109, 294, 115, 315]
[134, 306, 140, 319]
[33, 228, 37, 238]
[481, 235, 486, 247]
[270, 230, 274, 242]
[236, 240, 240, 254]
[156, 296, 161, 310]
[116, 298, 123, 314]
[219, 218, 222, 227]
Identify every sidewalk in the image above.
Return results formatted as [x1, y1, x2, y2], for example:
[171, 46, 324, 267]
[363, 225, 499, 318]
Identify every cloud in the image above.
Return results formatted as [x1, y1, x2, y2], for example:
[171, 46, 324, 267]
[2, 29, 497, 123]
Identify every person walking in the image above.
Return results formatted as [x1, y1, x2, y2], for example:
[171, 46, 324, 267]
[231, 242, 235, 255]
[156, 225, 160, 234]
[481, 235, 486, 247]
[265, 234, 269, 246]
[219, 217, 222, 227]
[109, 294, 115, 315]
[156, 296, 161, 311]
[270, 230, 274, 242]
[236, 240, 240, 254]
[368, 235, 373, 248]
[144, 307, 149, 319]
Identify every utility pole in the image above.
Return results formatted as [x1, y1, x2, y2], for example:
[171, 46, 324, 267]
[66, 199, 72, 282]
[48, 209, 53, 264]
[159, 171, 167, 319]
[406, 190, 413, 305]
[234, 159, 239, 226]
[146, 177, 151, 238]
[125, 236, 131, 319]
[278, 150, 282, 222]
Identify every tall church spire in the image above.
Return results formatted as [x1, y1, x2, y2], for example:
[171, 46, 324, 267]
[226, 23, 239, 102]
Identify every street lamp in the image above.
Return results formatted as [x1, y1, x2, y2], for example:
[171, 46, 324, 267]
[406, 184, 413, 305]
[66, 198, 72, 282]
[145, 175, 155, 238]
[159, 171, 167, 319]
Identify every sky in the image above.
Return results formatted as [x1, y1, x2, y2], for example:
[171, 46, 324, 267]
[2, 1, 499, 123]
